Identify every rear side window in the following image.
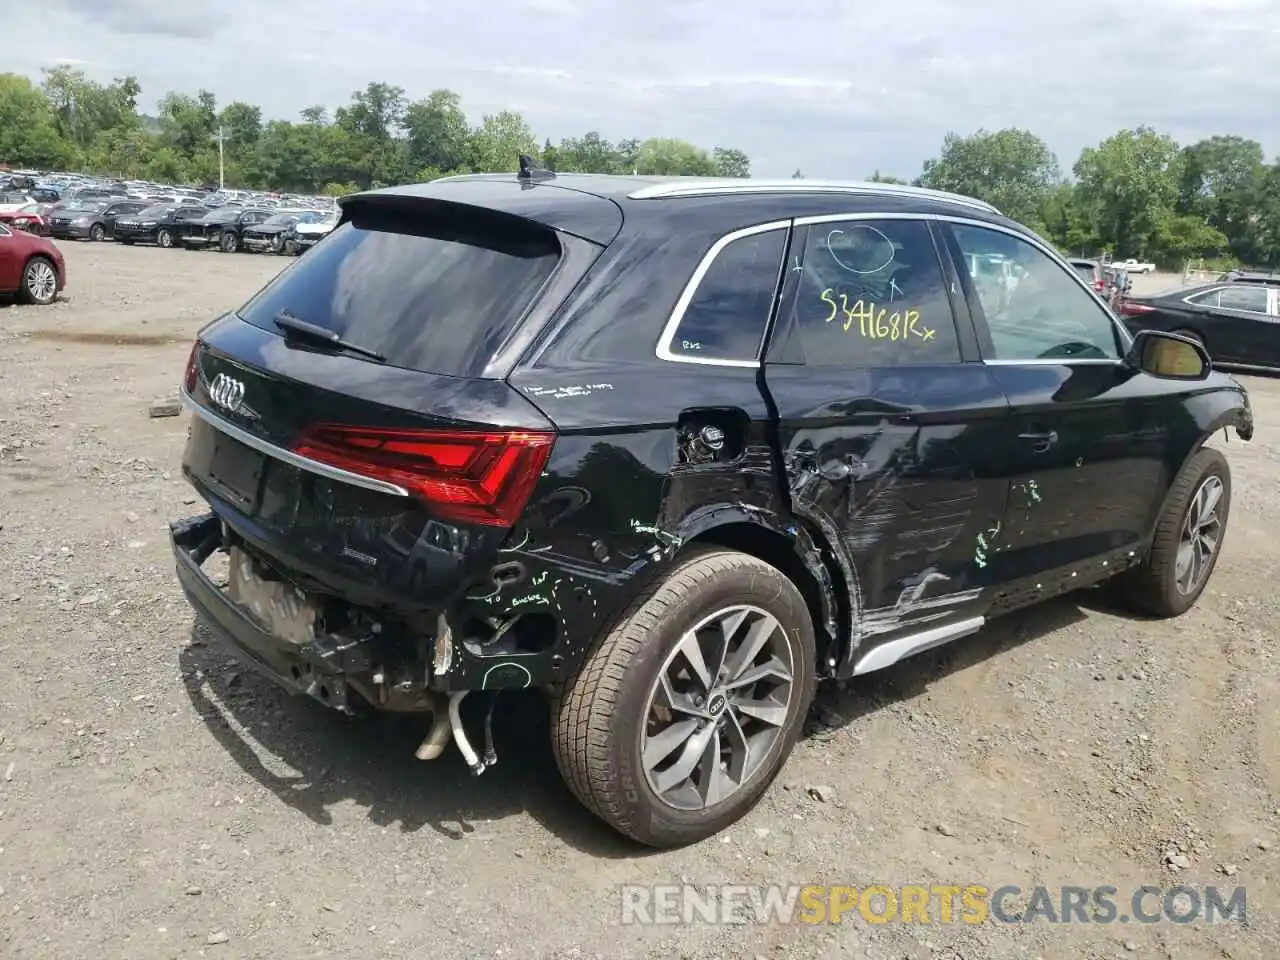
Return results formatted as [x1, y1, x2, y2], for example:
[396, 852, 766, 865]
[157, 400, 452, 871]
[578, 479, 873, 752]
[781, 218, 962, 367]
[238, 202, 562, 378]
[664, 228, 787, 362]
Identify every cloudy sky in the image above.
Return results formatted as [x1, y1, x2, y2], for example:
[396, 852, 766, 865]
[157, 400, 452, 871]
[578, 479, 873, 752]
[12, 0, 1280, 178]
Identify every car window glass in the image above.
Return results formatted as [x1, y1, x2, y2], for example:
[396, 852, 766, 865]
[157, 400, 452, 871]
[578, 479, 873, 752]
[951, 224, 1121, 362]
[1217, 286, 1268, 313]
[667, 229, 787, 362]
[0, 224, 10, 237]
[785, 218, 961, 366]
[1187, 289, 1221, 308]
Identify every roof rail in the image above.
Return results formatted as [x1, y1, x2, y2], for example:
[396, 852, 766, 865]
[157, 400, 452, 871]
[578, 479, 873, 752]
[626, 178, 1000, 214]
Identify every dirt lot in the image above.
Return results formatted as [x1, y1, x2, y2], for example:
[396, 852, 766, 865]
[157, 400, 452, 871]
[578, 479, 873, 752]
[0, 245, 1277, 959]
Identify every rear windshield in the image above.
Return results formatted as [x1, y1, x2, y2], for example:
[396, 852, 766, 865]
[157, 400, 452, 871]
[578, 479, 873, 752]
[238, 201, 562, 378]
[1071, 263, 1097, 283]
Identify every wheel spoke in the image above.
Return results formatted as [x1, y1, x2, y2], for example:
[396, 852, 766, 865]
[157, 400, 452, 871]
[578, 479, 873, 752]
[643, 718, 700, 772]
[722, 614, 778, 684]
[732, 696, 788, 728]
[674, 630, 712, 693]
[721, 709, 750, 783]
[722, 656, 792, 691]
[650, 723, 716, 795]
[693, 729, 731, 807]
[653, 673, 701, 717]
[1199, 480, 1222, 523]
[714, 608, 749, 680]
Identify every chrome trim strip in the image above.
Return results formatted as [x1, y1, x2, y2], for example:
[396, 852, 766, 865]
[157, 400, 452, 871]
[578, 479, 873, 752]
[180, 390, 410, 498]
[852, 616, 985, 675]
[628, 178, 1000, 214]
[655, 219, 791, 368]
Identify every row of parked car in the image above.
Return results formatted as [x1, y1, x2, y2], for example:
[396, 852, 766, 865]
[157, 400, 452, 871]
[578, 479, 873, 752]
[2, 193, 339, 256]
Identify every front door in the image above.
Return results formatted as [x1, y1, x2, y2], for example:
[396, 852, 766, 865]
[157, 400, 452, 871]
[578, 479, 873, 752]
[762, 215, 1012, 672]
[941, 220, 1169, 587]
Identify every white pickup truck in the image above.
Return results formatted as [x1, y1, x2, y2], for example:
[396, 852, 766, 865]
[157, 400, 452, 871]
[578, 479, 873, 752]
[1112, 257, 1156, 274]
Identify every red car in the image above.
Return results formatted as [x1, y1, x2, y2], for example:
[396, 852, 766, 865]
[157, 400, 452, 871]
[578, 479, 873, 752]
[0, 223, 65, 305]
[0, 202, 49, 235]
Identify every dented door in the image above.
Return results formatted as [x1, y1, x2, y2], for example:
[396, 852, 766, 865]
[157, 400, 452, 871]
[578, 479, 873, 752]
[761, 216, 1013, 657]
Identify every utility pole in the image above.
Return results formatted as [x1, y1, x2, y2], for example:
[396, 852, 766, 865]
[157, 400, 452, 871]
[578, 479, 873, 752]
[213, 125, 225, 190]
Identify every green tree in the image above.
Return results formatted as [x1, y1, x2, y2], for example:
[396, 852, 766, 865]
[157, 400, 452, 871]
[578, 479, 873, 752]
[217, 101, 262, 161]
[1073, 127, 1182, 259]
[335, 81, 406, 141]
[467, 111, 538, 172]
[918, 128, 1060, 227]
[0, 73, 74, 167]
[712, 146, 750, 177]
[402, 89, 470, 173]
[635, 137, 716, 176]
[866, 170, 906, 184]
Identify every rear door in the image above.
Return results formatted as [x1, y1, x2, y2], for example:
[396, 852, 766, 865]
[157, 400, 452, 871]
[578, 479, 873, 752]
[1213, 284, 1277, 366]
[762, 214, 1012, 665]
[940, 220, 1167, 584]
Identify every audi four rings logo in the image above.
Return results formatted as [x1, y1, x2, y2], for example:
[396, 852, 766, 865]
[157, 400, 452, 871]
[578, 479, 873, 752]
[209, 373, 246, 413]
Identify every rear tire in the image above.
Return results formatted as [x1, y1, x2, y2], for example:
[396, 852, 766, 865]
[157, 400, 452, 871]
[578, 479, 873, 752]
[551, 548, 816, 847]
[157, 228, 174, 248]
[220, 231, 238, 253]
[89, 223, 105, 242]
[1117, 447, 1230, 617]
[18, 256, 58, 305]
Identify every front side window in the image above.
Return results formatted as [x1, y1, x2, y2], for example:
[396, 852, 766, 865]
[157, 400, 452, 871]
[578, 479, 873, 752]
[950, 224, 1122, 362]
[666, 228, 787, 362]
[782, 218, 962, 367]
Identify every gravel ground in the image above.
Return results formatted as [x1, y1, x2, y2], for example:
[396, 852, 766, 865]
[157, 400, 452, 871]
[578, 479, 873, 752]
[0, 246, 1277, 959]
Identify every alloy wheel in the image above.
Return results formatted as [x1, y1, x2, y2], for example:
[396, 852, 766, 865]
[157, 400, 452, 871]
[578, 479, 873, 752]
[25, 260, 57, 304]
[1175, 475, 1223, 595]
[641, 604, 795, 811]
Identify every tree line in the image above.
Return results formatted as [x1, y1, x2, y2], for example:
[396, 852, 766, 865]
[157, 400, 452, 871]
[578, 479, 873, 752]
[1, 68, 1276, 268]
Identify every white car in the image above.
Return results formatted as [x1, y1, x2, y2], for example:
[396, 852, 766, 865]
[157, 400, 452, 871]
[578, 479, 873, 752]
[287, 211, 340, 254]
[0, 192, 34, 215]
[1113, 258, 1155, 274]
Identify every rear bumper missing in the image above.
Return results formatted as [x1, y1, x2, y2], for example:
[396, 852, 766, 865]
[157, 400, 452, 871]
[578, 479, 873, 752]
[171, 513, 368, 712]
[170, 513, 563, 710]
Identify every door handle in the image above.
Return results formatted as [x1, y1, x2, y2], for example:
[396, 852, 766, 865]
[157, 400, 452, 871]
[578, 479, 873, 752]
[1018, 429, 1058, 452]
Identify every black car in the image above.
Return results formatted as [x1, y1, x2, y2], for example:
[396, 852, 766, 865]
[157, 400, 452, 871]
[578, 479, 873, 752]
[1220, 269, 1280, 285]
[178, 207, 272, 252]
[1119, 281, 1280, 371]
[114, 204, 210, 247]
[171, 165, 1253, 847]
[47, 198, 149, 241]
[241, 212, 306, 254]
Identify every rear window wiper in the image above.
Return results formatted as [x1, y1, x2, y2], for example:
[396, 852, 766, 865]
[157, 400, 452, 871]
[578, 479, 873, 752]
[273, 310, 386, 362]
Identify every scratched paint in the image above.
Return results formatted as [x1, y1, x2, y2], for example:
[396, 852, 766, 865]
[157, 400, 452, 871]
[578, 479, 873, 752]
[974, 521, 1002, 569]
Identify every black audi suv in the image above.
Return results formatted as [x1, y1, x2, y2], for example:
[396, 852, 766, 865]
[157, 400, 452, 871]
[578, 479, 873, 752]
[171, 161, 1252, 847]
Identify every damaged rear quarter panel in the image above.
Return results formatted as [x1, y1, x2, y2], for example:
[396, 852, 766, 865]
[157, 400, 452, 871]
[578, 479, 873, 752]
[488, 363, 811, 685]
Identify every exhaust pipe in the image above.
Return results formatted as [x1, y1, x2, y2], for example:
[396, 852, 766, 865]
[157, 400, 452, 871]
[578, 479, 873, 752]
[414, 693, 452, 761]
[413, 690, 488, 775]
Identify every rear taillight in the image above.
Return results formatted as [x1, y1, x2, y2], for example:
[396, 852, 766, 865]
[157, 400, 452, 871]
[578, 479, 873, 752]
[293, 425, 555, 527]
[183, 341, 199, 393]
[1118, 302, 1155, 316]
[1094, 277, 1104, 291]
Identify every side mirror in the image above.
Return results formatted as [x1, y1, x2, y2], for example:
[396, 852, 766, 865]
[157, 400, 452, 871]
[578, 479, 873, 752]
[1127, 329, 1210, 380]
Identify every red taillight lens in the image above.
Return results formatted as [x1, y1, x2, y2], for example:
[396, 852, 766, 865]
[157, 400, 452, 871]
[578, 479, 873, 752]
[293, 424, 555, 527]
[1118, 301, 1155, 316]
[1094, 278, 1104, 291]
[184, 341, 199, 393]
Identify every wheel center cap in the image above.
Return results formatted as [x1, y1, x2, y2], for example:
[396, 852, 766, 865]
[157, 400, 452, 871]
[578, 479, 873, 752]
[707, 694, 727, 717]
